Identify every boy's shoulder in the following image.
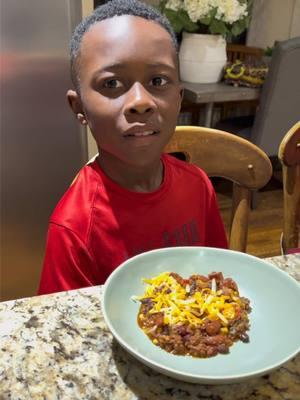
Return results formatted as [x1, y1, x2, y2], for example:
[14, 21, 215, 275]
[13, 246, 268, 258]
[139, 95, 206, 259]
[49, 161, 102, 241]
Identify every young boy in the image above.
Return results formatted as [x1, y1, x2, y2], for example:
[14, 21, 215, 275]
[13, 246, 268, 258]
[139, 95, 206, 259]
[38, 0, 227, 295]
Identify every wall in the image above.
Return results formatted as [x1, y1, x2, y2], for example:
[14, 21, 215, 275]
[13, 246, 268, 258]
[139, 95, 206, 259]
[247, 0, 300, 49]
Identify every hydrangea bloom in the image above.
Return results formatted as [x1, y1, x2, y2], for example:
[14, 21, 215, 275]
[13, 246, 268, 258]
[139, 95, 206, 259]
[214, 0, 248, 24]
[184, 0, 212, 22]
[165, 0, 248, 25]
[165, 0, 182, 11]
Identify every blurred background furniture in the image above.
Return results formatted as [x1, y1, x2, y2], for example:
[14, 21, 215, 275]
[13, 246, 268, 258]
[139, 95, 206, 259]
[181, 82, 260, 127]
[220, 43, 265, 120]
[216, 36, 300, 159]
[278, 121, 300, 254]
[226, 44, 264, 63]
[164, 125, 272, 252]
[216, 36, 300, 208]
[180, 44, 264, 126]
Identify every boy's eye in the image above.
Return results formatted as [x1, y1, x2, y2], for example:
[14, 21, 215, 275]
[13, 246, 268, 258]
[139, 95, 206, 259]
[150, 77, 168, 87]
[103, 79, 122, 88]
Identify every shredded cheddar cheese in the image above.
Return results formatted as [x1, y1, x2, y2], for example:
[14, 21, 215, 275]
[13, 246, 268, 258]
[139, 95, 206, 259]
[136, 272, 242, 327]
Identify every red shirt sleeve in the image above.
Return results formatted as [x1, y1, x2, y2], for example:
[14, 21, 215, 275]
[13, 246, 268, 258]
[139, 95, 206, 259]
[38, 223, 99, 295]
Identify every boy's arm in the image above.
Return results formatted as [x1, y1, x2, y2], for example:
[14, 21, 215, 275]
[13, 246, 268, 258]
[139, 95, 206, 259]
[38, 223, 99, 295]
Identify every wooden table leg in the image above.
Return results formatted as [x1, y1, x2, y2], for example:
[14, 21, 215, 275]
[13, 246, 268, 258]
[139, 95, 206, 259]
[204, 102, 214, 127]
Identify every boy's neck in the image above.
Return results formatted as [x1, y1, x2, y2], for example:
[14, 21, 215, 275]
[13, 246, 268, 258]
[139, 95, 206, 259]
[96, 152, 164, 193]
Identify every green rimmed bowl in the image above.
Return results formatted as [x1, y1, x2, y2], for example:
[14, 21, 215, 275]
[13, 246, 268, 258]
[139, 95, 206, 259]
[102, 247, 300, 384]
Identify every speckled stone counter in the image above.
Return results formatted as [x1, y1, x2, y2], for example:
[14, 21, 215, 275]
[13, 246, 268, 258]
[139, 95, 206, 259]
[1, 254, 300, 400]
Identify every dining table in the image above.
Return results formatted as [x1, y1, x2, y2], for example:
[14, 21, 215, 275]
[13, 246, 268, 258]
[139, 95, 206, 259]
[182, 81, 261, 127]
[1, 252, 299, 400]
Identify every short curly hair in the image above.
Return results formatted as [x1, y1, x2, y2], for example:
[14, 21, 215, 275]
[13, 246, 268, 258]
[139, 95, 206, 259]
[70, 0, 178, 91]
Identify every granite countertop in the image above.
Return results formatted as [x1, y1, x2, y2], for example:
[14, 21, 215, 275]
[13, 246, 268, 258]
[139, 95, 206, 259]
[1, 254, 300, 400]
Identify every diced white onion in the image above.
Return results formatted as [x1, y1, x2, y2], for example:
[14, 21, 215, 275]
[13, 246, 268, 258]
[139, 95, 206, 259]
[211, 278, 217, 293]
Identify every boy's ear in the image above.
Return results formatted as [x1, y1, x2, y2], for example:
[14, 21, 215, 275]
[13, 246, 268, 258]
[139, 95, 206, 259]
[67, 89, 81, 114]
[179, 86, 184, 102]
[178, 86, 184, 113]
[66, 90, 87, 125]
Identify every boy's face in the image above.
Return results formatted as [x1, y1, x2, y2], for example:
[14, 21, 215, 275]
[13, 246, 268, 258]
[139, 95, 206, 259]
[68, 15, 182, 168]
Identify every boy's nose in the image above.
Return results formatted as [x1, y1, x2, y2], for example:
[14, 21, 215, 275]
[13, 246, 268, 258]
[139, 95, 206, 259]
[124, 82, 156, 115]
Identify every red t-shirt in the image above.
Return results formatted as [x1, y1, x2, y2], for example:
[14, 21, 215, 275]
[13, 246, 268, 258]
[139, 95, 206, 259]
[38, 154, 228, 294]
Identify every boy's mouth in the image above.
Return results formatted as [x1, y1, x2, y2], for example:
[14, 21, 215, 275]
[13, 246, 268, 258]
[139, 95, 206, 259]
[125, 130, 159, 137]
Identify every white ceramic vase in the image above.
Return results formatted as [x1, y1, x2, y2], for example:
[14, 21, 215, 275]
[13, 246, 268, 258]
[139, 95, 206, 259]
[179, 32, 227, 83]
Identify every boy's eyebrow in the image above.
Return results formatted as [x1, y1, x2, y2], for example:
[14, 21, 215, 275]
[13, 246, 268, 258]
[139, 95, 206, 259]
[92, 62, 177, 76]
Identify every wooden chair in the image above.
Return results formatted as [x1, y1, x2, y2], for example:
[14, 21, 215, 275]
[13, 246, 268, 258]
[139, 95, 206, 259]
[226, 44, 264, 63]
[164, 126, 273, 252]
[278, 121, 300, 254]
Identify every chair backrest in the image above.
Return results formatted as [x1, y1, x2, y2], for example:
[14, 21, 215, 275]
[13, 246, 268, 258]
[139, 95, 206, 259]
[278, 121, 300, 253]
[251, 36, 300, 156]
[226, 44, 264, 63]
[164, 126, 273, 252]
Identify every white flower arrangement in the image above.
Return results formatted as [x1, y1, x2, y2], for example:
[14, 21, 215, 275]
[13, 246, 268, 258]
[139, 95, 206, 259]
[159, 0, 252, 39]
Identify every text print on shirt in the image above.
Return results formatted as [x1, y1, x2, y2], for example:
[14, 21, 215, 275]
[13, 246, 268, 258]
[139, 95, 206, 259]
[130, 219, 199, 256]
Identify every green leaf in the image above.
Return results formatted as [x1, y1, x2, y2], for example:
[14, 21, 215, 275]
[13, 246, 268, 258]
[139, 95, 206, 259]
[164, 9, 184, 33]
[246, 0, 254, 13]
[164, 8, 199, 33]
[158, 0, 168, 12]
[199, 17, 211, 26]
[244, 14, 251, 28]
[264, 46, 273, 56]
[209, 7, 218, 19]
[199, 6, 217, 25]
[231, 19, 246, 37]
[177, 10, 199, 32]
[209, 19, 228, 36]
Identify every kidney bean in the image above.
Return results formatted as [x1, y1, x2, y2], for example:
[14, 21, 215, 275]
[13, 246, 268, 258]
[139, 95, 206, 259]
[205, 320, 222, 336]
